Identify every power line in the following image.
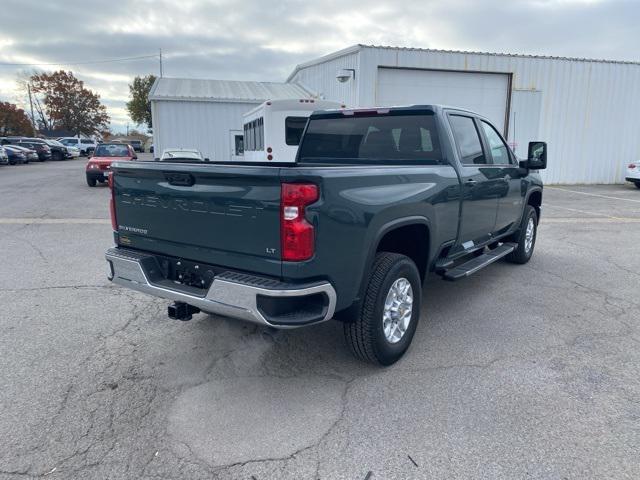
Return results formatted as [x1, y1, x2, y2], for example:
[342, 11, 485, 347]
[0, 54, 159, 67]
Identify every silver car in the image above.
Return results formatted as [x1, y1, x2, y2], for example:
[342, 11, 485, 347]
[0, 145, 8, 165]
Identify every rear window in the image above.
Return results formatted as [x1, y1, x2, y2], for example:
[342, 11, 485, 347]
[297, 112, 442, 164]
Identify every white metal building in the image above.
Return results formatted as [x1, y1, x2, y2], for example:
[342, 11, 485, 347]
[149, 78, 312, 161]
[288, 45, 640, 184]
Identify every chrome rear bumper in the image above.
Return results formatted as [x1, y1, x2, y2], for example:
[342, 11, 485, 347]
[105, 248, 336, 328]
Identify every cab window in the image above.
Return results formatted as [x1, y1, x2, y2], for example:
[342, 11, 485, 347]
[480, 120, 512, 165]
[449, 115, 486, 165]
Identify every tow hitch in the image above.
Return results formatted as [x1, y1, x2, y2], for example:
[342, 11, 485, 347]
[168, 302, 200, 321]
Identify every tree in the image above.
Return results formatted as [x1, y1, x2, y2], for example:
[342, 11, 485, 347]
[0, 102, 34, 136]
[126, 75, 156, 128]
[30, 70, 109, 135]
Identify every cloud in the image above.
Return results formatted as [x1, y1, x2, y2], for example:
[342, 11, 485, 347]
[0, 0, 638, 131]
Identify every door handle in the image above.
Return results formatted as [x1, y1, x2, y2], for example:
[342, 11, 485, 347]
[465, 179, 478, 186]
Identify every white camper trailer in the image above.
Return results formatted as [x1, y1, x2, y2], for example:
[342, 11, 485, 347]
[241, 99, 343, 163]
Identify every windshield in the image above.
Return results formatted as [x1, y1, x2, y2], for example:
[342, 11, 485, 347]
[94, 144, 130, 157]
[298, 112, 442, 164]
[46, 140, 64, 147]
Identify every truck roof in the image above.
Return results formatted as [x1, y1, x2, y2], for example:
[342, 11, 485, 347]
[309, 104, 480, 118]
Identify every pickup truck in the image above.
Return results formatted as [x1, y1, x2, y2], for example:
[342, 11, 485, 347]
[105, 105, 547, 365]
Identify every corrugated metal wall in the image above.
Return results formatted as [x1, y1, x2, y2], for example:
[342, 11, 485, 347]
[288, 50, 360, 107]
[292, 46, 640, 184]
[152, 100, 260, 161]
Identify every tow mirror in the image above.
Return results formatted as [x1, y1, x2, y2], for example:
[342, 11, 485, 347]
[519, 141, 547, 170]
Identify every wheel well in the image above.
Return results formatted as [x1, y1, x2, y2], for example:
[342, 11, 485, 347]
[376, 224, 429, 281]
[528, 190, 542, 219]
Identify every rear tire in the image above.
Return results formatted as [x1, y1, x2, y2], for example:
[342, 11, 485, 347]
[634, 182, 640, 189]
[52, 151, 63, 161]
[344, 252, 422, 366]
[506, 205, 538, 264]
[86, 176, 97, 187]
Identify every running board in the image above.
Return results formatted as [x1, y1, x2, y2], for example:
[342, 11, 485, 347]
[442, 243, 516, 281]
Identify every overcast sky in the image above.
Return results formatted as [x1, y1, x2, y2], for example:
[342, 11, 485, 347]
[1, 0, 638, 133]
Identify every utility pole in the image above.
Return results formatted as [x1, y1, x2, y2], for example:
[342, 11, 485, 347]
[126, 123, 129, 136]
[159, 48, 163, 78]
[27, 84, 36, 136]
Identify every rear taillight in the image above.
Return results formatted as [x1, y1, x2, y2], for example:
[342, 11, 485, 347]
[108, 173, 117, 231]
[629, 163, 637, 169]
[281, 183, 318, 261]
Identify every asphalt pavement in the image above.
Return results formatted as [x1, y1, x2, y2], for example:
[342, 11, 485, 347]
[1, 157, 639, 479]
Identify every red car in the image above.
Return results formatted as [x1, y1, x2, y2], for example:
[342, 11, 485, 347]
[86, 143, 137, 187]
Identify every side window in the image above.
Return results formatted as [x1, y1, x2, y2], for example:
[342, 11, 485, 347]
[449, 115, 486, 165]
[480, 121, 511, 165]
[285, 116, 308, 146]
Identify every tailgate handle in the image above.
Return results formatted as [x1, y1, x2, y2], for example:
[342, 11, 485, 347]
[164, 172, 195, 187]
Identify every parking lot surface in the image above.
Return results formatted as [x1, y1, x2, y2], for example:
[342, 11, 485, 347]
[1, 158, 639, 479]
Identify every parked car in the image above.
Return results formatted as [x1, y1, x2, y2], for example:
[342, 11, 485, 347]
[58, 137, 96, 156]
[14, 140, 51, 161]
[8, 144, 38, 163]
[0, 145, 9, 165]
[129, 139, 144, 153]
[36, 139, 70, 161]
[159, 148, 206, 162]
[66, 146, 81, 158]
[626, 161, 640, 189]
[105, 104, 547, 365]
[4, 145, 28, 164]
[86, 143, 137, 187]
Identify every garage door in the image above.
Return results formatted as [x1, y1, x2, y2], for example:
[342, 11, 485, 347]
[376, 67, 511, 134]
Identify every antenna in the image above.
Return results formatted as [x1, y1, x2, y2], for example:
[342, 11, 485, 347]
[159, 48, 163, 77]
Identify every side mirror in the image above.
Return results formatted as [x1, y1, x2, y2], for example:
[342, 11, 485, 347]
[519, 141, 547, 170]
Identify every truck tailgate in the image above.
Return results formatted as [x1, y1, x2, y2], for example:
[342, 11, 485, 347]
[111, 162, 282, 277]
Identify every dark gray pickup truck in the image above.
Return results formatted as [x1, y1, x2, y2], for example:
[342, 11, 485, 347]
[105, 105, 547, 365]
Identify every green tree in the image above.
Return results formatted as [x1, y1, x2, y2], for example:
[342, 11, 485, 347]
[126, 75, 156, 128]
[0, 102, 34, 136]
[30, 70, 109, 135]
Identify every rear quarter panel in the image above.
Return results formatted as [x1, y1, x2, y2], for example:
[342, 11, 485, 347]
[280, 165, 460, 311]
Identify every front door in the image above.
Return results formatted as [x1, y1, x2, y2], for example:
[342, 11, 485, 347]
[229, 130, 244, 161]
[448, 114, 499, 253]
[478, 119, 524, 235]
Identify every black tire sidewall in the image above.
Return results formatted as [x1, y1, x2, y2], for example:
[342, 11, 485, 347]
[517, 206, 538, 261]
[370, 258, 421, 365]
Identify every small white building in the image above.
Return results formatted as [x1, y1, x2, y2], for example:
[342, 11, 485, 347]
[149, 78, 313, 161]
[288, 44, 640, 184]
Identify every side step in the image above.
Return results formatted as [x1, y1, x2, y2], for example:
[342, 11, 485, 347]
[442, 243, 516, 281]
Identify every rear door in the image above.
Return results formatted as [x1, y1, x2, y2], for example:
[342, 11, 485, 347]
[447, 113, 499, 252]
[111, 162, 283, 276]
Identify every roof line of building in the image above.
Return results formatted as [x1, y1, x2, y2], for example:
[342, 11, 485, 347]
[148, 77, 314, 103]
[286, 45, 362, 82]
[286, 44, 640, 81]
